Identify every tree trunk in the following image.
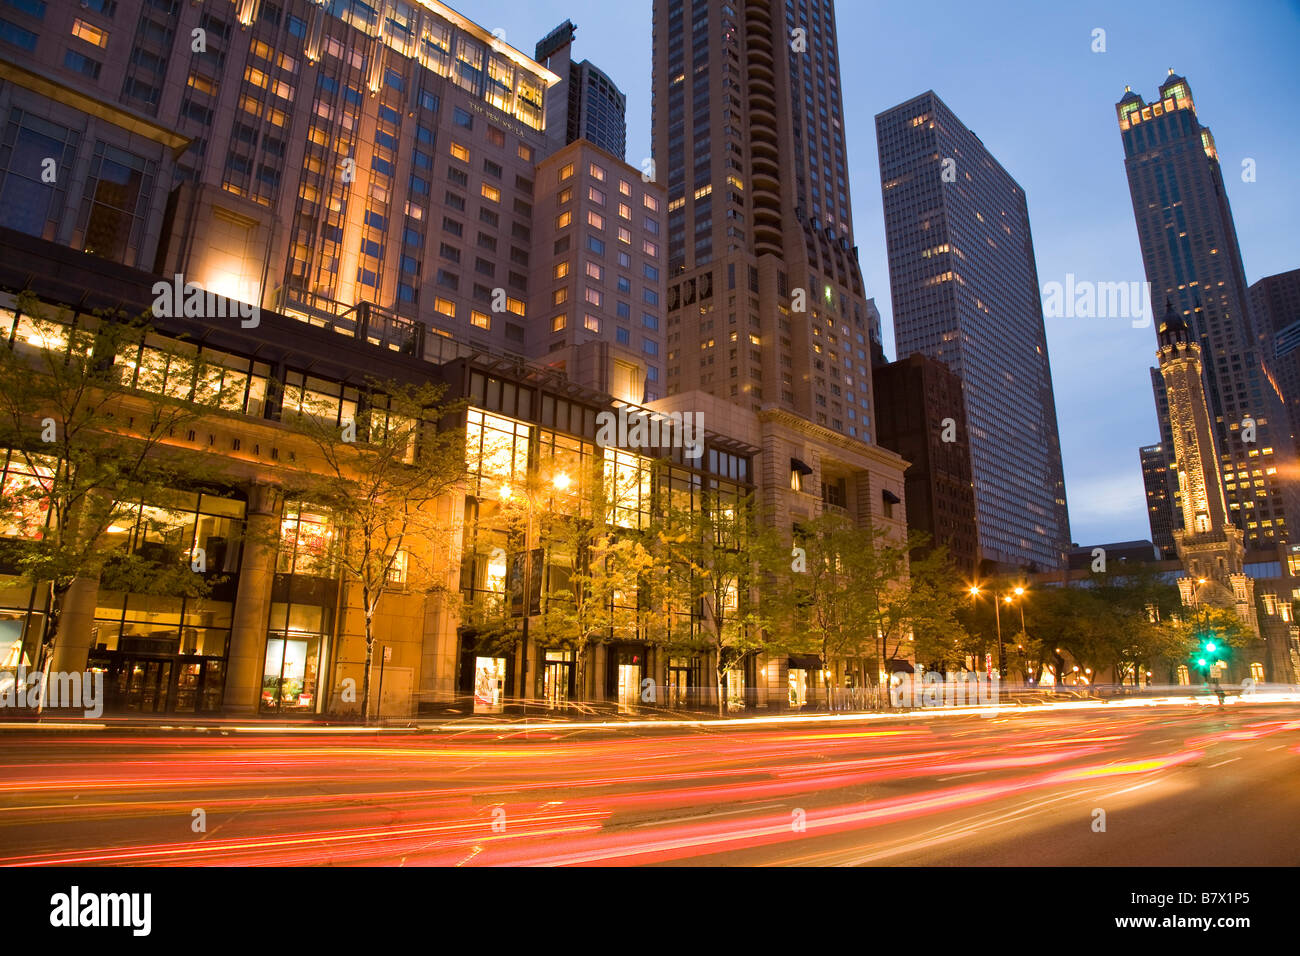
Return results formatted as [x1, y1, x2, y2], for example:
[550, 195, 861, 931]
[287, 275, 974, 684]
[360, 610, 375, 725]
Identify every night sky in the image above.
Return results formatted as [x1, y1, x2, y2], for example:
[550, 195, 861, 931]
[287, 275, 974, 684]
[457, 0, 1300, 548]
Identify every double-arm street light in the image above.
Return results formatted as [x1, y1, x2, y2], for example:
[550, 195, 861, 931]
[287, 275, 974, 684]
[969, 584, 1026, 680]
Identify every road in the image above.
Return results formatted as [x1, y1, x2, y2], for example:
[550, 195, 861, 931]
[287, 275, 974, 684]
[1, 701, 1297, 866]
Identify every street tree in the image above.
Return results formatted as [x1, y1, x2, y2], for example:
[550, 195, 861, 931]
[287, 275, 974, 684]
[284, 378, 465, 721]
[0, 293, 239, 703]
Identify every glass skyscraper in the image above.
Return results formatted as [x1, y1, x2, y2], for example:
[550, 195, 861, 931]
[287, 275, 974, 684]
[876, 90, 1070, 572]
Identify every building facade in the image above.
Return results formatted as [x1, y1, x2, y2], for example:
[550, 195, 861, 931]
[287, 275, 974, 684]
[1139, 442, 1177, 559]
[1118, 73, 1300, 550]
[534, 21, 628, 162]
[876, 90, 1070, 572]
[1249, 268, 1300, 456]
[872, 352, 979, 578]
[528, 139, 666, 403]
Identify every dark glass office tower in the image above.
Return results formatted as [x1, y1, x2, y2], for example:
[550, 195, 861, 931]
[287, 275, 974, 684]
[1140, 442, 1178, 559]
[1249, 269, 1300, 456]
[875, 91, 1070, 571]
[651, 0, 879, 442]
[1118, 73, 1300, 549]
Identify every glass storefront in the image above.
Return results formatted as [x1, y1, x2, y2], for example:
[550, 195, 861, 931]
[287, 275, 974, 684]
[262, 603, 329, 713]
[473, 655, 506, 713]
[543, 649, 573, 706]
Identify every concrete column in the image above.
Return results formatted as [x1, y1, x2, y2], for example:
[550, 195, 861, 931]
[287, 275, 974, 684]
[51, 576, 100, 674]
[224, 483, 282, 715]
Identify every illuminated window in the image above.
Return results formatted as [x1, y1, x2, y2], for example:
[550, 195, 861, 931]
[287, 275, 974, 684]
[481, 183, 500, 202]
[551, 314, 567, 332]
[449, 142, 470, 162]
[587, 210, 604, 229]
[585, 314, 600, 332]
[556, 211, 572, 229]
[559, 162, 574, 181]
[589, 163, 606, 182]
[470, 310, 491, 330]
[553, 288, 569, 306]
[71, 18, 109, 47]
[434, 297, 456, 317]
[585, 288, 602, 307]
[643, 194, 660, 211]
[618, 227, 632, 244]
[505, 297, 525, 316]
[553, 261, 570, 279]
[586, 261, 602, 280]
[643, 240, 658, 257]
[518, 143, 533, 162]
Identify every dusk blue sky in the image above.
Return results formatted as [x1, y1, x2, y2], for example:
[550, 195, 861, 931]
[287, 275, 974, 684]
[460, 0, 1300, 548]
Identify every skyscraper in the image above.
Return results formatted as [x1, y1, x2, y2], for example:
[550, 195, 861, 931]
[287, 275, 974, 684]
[652, 0, 875, 432]
[1139, 442, 1178, 559]
[1249, 268, 1300, 454]
[650, 0, 906, 542]
[1118, 73, 1300, 550]
[876, 91, 1070, 571]
[535, 21, 629, 160]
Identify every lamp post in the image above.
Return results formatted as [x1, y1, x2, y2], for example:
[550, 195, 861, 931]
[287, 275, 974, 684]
[969, 584, 1026, 681]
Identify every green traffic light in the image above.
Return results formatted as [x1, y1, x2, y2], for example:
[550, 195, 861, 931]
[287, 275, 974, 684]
[1197, 657, 1208, 667]
[1204, 641, 1217, 653]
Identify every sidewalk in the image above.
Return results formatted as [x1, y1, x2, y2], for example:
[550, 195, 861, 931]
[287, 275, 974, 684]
[3, 687, 1297, 735]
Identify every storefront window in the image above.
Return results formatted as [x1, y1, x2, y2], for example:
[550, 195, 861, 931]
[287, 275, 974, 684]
[473, 655, 506, 713]
[465, 408, 531, 497]
[277, 504, 336, 576]
[0, 449, 55, 538]
[262, 602, 329, 713]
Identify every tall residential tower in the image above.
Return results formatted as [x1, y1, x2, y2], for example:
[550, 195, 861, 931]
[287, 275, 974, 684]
[649, 0, 908, 541]
[876, 91, 1070, 571]
[1118, 73, 1300, 549]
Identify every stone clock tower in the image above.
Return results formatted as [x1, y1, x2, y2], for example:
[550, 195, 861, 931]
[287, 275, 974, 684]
[1156, 300, 1256, 626]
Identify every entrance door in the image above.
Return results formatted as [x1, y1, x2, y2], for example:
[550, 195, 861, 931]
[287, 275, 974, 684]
[543, 656, 572, 706]
[109, 658, 173, 713]
[473, 656, 506, 713]
[616, 663, 641, 710]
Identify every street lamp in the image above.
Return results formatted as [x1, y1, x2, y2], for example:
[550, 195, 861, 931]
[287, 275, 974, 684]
[969, 584, 1027, 681]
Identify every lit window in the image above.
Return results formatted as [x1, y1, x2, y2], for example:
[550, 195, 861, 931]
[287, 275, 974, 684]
[618, 227, 632, 244]
[470, 310, 491, 330]
[589, 186, 606, 205]
[434, 297, 456, 317]
[553, 288, 569, 305]
[585, 314, 600, 332]
[589, 163, 606, 182]
[71, 18, 109, 48]
[618, 202, 631, 220]
[585, 287, 603, 306]
[560, 162, 574, 181]
[449, 142, 470, 162]
[643, 194, 660, 211]
[587, 210, 604, 229]
[556, 211, 572, 229]
[518, 143, 533, 162]
[586, 261, 602, 280]
[619, 179, 631, 196]
[552, 314, 567, 332]
[554, 261, 570, 279]
[481, 183, 500, 202]
[643, 240, 658, 257]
